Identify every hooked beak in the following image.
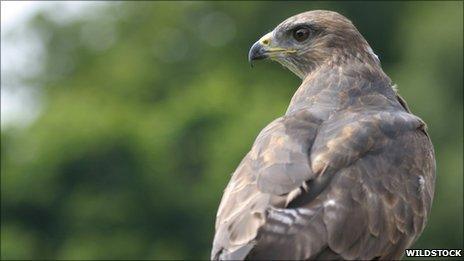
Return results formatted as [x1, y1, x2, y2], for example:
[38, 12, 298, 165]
[248, 32, 295, 66]
[248, 32, 273, 64]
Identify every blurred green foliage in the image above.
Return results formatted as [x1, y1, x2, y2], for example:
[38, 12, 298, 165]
[1, 1, 462, 260]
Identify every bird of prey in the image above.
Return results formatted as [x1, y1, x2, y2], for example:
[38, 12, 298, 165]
[211, 10, 436, 260]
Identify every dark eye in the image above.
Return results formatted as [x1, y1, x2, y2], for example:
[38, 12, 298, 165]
[292, 27, 310, 42]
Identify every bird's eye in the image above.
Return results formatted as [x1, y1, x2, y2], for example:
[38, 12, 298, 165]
[292, 27, 310, 42]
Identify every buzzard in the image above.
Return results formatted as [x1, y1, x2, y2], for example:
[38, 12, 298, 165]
[211, 10, 436, 260]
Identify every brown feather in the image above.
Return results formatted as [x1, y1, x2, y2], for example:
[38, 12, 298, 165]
[211, 10, 435, 261]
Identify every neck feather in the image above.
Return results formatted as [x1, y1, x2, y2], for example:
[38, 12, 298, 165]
[285, 55, 397, 118]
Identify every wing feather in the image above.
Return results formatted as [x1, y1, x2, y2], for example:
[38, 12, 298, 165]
[212, 108, 435, 260]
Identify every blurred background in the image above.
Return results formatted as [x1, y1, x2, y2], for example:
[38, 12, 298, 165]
[1, 1, 462, 260]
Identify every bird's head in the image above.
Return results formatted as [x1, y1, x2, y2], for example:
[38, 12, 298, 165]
[248, 10, 379, 79]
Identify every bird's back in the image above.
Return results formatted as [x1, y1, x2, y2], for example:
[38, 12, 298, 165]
[246, 108, 435, 260]
[211, 68, 435, 260]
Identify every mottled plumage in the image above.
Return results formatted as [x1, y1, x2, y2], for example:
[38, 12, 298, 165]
[212, 10, 435, 260]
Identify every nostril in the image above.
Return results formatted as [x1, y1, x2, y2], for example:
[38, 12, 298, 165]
[261, 39, 270, 46]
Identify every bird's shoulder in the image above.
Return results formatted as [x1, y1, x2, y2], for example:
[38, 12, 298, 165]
[310, 108, 428, 173]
